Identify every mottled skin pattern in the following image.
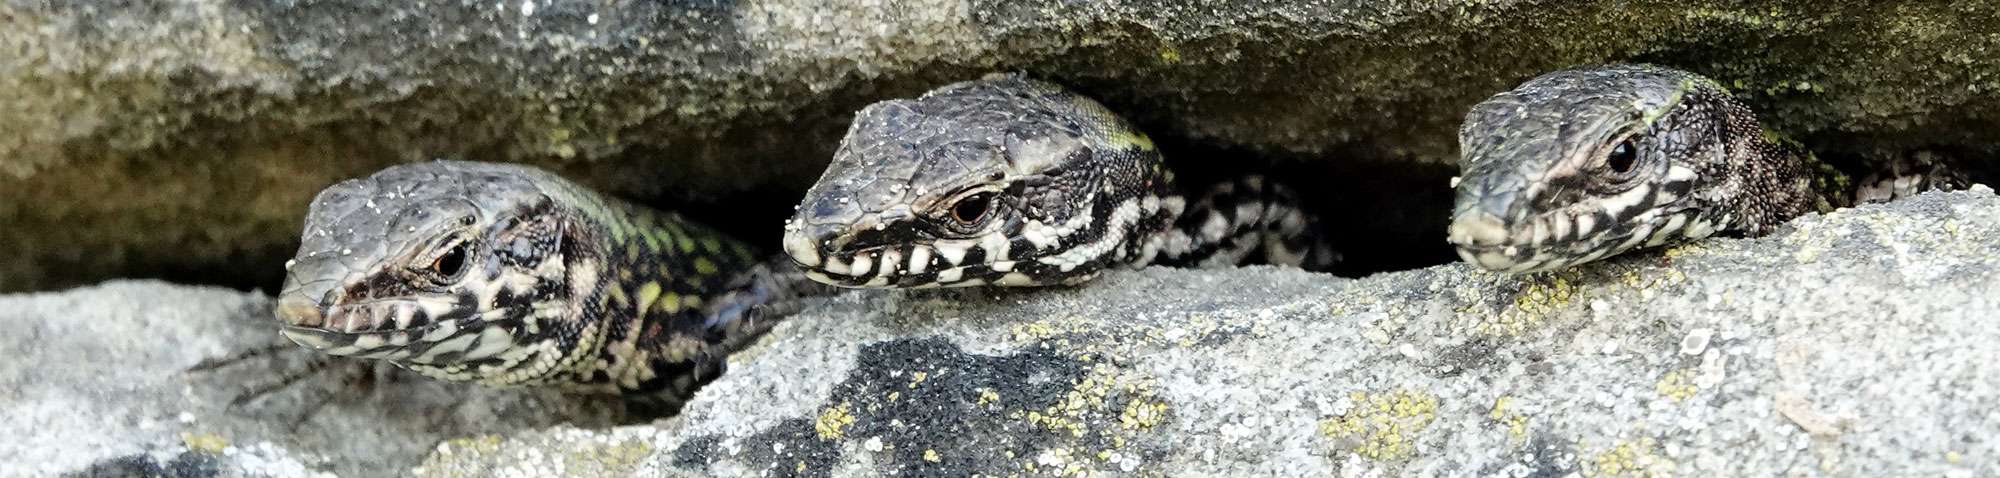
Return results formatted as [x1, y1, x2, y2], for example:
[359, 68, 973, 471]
[1448, 64, 1862, 273]
[274, 161, 808, 408]
[782, 74, 1336, 288]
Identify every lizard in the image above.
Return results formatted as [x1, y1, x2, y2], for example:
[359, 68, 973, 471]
[1447, 63, 1965, 273]
[780, 73, 1339, 289]
[270, 160, 823, 411]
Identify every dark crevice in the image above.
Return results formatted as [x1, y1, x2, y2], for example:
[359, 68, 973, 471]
[33, 113, 1993, 295]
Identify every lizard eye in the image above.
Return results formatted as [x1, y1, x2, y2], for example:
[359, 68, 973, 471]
[430, 242, 469, 282]
[950, 192, 994, 225]
[1606, 139, 1638, 174]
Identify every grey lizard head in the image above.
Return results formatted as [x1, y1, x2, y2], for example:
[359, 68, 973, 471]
[782, 74, 1167, 288]
[1448, 64, 1740, 273]
[276, 161, 576, 376]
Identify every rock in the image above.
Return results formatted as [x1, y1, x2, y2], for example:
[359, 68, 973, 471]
[4, 1, 1998, 290]
[0, 282, 626, 477]
[415, 187, 2000, 476]
[9, 188, 1996, 476]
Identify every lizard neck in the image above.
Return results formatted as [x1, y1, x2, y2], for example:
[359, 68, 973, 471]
[1710, 91, 1836, 236]
[546, 193, 759, 400]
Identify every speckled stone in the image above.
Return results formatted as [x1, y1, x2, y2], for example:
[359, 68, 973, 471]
[0, 283, 623, 477]
[408, 187, 2000, 477]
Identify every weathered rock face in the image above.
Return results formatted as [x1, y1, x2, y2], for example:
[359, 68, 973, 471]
[6, 188, 1996, 476]
[418, 187, 2000, 476]
[3, 1, 1997, 291]
[0, 282, 628, 478]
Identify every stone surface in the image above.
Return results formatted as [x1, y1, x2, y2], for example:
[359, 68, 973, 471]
[7, 187, 1997, 476]
[413, 187, 2000, 477]
[0, 282, 626, 477]
[4, 0, 1999, 290]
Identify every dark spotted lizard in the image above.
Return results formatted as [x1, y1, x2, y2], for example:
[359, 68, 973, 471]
[1447, 64, 1963, 273]
[271, 160, 820, 409]
[781, 73, 1339, 288]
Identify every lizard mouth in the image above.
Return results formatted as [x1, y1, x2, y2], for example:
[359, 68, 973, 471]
[274, 297, 517, 363]
[1447, 208, 1612, 274]
[794, 243, 970, 289]
[1449, 202, 1714, 274]
[280, 324, 435, 361]
[274, 294, 459, 334]
[277, 306, 525, 363]
[785, 226, 1049, 288]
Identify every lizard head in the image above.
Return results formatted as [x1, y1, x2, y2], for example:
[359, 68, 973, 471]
[275, 161, 576, 378]
[782, 74, 1167, 288]
[1449, 64, 1737, 273]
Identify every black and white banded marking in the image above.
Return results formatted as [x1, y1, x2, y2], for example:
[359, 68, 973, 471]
[783, 75, 1337, 289]
[1450, 163, 1726, 273]
[786, 190, 1183, 289]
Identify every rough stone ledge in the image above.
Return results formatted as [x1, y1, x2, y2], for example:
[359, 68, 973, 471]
[5, 187, 1996, 476]
[411, 188, 2000, 477]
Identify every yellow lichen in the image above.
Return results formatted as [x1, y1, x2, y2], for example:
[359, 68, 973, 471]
[1487, 396, 1528, 439]
[814, 401, 856, 440]
[1587, 438, 1672, 476]
[924, 449, 942, 463]
[1006, 358, 1167, 474]
[977, 388, 1001, 405]
[1466, 274, 1578, 336]
[437, 434, 505, 456]
[563, 439, 654, 476]
[1661, 242, 1706, 259]
[910, 371, 930, 388]
[180, 432, 227, 454]
[1023, 363, 1121, 437]
[1318, 389, 1440, 460]
[1119, 399, 1167, 430]
[1656, 369, 1699, 401]
[1012, 321, 1059, 342]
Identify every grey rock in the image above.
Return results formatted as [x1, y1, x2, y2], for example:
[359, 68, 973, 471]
[0, 282, 625, 477]
[415, 186, 2000, 476]
[10, 187, 1994, 476]
[4, 0, 1998, 290]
